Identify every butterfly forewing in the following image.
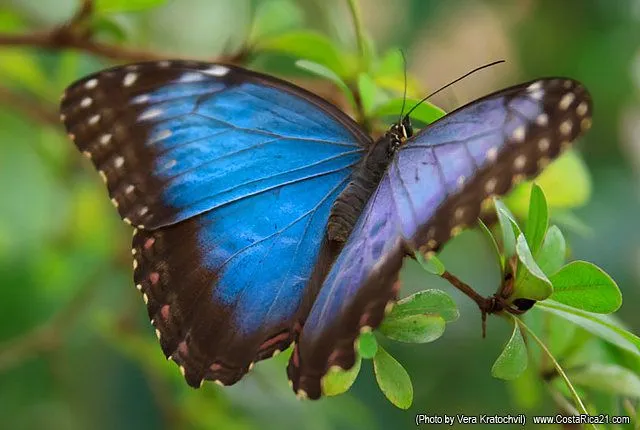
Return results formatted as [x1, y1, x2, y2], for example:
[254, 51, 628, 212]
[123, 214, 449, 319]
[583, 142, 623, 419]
[60, 61, 369, 387]
[287, 78, 592, 399]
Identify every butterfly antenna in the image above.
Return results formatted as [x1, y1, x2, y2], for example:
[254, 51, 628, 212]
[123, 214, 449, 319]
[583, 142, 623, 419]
[404, 59, 505, 119]
[398, 49, 409, 125]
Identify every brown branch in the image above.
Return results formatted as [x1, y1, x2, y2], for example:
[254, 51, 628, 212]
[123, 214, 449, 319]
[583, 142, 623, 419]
[0, 85, 59, 126]
[0, 268, 102, 372]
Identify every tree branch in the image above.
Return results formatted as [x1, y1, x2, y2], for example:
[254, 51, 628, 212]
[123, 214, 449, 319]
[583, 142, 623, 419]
[0, 85, 59, 126]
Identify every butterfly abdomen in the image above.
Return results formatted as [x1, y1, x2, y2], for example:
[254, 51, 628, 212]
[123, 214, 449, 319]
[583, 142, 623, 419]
[328, 133, 399, 242]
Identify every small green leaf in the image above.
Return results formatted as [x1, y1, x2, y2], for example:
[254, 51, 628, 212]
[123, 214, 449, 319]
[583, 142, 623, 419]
[536, 225, 566, 275]
[494, 199, 521, 258]
[295, 60, 356, 110]
[386, 290, 459, 323]
[375, 49, 403, 77]
[536, 301, 640, 358]
[322, 354, 362, 396]
[256, 31, 354, 78]
[524, 183, 549, 256]
[477, 218, 504, 273]
[95, 0, 166, 14]
[92, 16, 127, 42]
[415, 252, 445, 275]
[249, 0, 303, 42]
[549, 261, 622, 313]
[371, 97, 445, 125]
[379, 314, 445, 343]
[551, 209, 593, 237]
[356, 331, 378, 359]
[491, 318, 528, 380]
[567, 364, 640, 398]
[515, 234, 553, 301]
[357, 73, 379, 116]
[504, 151, 592, 217]
[373, 346, 413, 409]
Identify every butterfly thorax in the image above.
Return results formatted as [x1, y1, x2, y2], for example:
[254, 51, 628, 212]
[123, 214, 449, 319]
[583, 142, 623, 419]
[327, 120, 411, 243]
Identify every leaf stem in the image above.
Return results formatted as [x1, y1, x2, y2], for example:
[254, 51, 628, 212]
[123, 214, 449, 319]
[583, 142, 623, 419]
[515, 318, 596, 429]
[345, 0, 368, 68]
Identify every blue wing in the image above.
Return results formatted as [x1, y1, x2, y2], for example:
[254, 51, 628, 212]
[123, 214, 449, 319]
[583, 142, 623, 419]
[288, 78, 593, 398]
[60, 61, 369, 387]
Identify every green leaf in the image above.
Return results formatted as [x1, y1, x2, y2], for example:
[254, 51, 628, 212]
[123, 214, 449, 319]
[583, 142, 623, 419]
[524, 183, 549, 255]
[92, 16, 127, 42]
[249, 0, 304, 41]
[494, 198, 521, 258]
[491, 319, 528, 380]
[322, 354, 362, 396]
[549, 261, 622, 313]
[95, 0, 166, 14]
[415, 251, 445, 275]
[386, 290, 459, 323]
[255, 31, 354, 78]
[536, 301, 640, 358]
[514, 234, 553, 301]
[0, 51, 51, 97]
[536, 225, 566, 275]
[357, 73, 379, 116]
[567, 364, 640, 398]
[371, 97, 445, 125]
[551, 209, 593, 237]
[504, 151, 592, 217]
[379, 314, 445, 343]
[295, 60, 356, 110]
[373, 346, 413, 409]
[356, 331, 378, 359]
[477, 218, 504, 273]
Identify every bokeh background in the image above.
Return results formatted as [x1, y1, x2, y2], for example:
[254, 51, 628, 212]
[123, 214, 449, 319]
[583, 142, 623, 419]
[0, 0, 639, 428]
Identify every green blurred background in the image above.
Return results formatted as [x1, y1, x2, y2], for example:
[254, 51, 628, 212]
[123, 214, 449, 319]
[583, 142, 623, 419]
[0, 0, 639, 428]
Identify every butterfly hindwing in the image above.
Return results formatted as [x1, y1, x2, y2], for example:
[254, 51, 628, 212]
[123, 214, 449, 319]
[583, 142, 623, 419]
[288, 78, 593, 399]
[60, 61, 369, 387]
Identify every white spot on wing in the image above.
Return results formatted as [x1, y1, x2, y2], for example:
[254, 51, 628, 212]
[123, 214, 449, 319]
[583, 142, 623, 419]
[139, 108, 163, 121]
[485, 178, 497, 193]
[132, 94, 150, 104]
[559, 93, 575, 110]
[178, 72, 205, 83]
[514, 154, 527, 170]
[560, 119, 573, 136]
[203, 65, 230, 76]
[85, 78, 98, 89]
[512, 126, 525, 143]
[536, 113, 548, 126]
[487, 146, 498, 161]
[114, 156, 124, 168]
[80, 97, 92, 108]
[88, 114, 100, 125]
[151, 129, 172, 143]
[576, 101, 588, 116]
[538, 138, 550, 152]
[527, 81, 542, 92]
[123, 72, 138, 87]
[100, 134, 112, 145]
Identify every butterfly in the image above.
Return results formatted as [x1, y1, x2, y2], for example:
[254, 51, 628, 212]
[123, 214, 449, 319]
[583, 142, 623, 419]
[60, 60, 592, 399]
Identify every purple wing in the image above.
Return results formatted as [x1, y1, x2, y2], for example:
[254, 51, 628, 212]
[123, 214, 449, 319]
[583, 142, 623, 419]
[288, 78, 593, 398]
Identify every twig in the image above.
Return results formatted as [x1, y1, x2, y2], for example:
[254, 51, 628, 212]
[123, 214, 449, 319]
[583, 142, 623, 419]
[345, 0, 367, 67]
[0, 85, 59, 126]
[516, 318, 595, 428]
[0, 268, 102, 372]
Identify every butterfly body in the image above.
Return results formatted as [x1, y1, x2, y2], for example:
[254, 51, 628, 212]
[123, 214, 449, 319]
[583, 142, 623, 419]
[328, 123, 409, 242]
[60, 61, 592, 398]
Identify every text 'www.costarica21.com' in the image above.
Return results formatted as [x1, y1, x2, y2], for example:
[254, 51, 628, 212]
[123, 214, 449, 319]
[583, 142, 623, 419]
[415, 414, 631, 426]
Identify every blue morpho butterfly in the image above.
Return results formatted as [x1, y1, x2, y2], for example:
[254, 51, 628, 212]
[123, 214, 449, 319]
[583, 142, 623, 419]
[60, 60, 592, 399]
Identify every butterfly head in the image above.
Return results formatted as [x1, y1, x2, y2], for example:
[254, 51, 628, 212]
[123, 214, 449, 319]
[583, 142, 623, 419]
[386, 116, 414, 155]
